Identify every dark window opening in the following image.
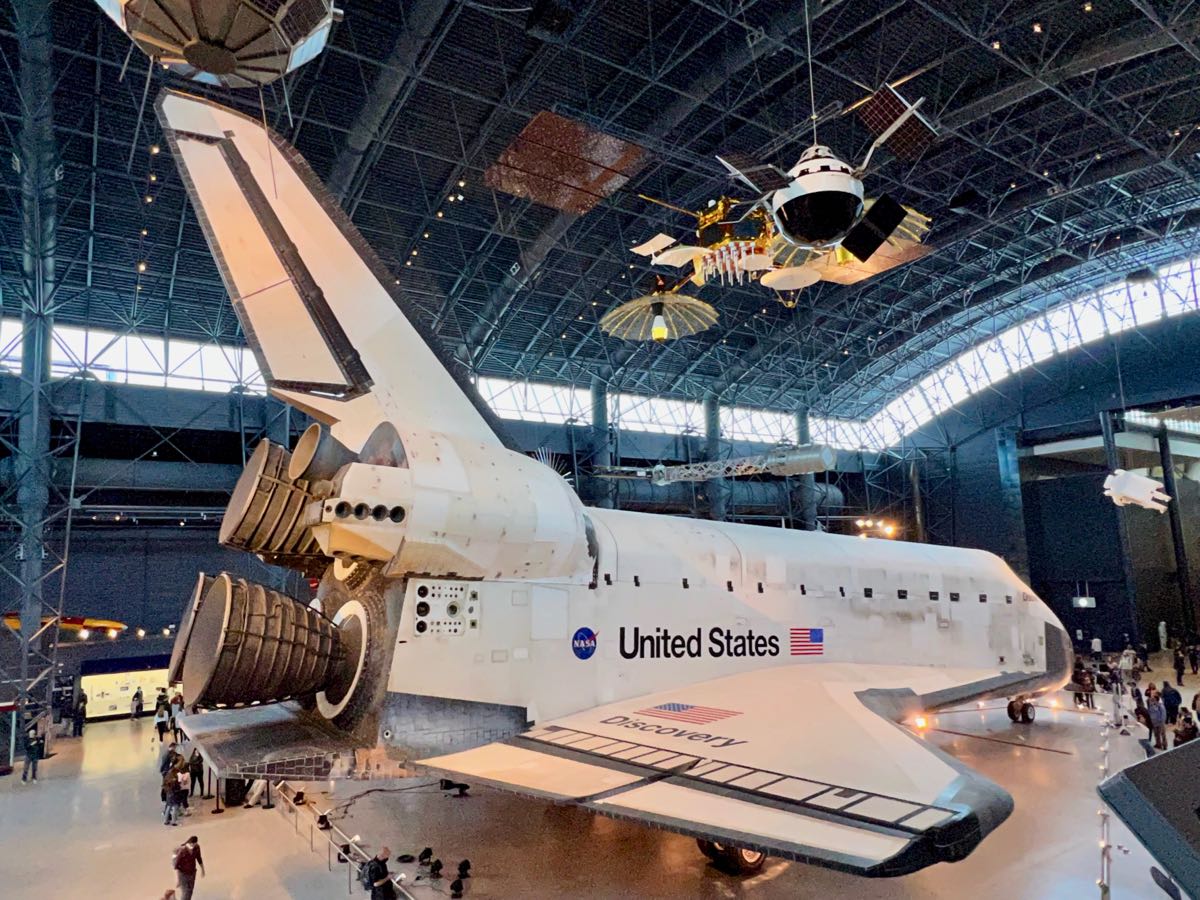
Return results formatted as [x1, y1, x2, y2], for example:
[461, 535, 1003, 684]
[604, 573, 612, 586]
[634, 575, 640, 587]
[839, 586, 845, 597]
[950, 592, 960, 602]
[979, 594, 988, 603]
[864, 587, 874, 598]
[929, 591, 939, 601]
[682, 578, 689, 589]
[800, 584, 806, 595]
[757, 582, 764, 594]
[897, 589, 908, 600]
[1005, 595, 1013, 604]
[726, 580, 734, 592]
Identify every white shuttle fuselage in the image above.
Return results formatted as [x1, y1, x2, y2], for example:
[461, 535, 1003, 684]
[157, 88, 1072, 879]
[384, 494, 1063, 729]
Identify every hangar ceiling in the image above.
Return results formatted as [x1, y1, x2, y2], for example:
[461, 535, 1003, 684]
[3, 0, 1200, 423]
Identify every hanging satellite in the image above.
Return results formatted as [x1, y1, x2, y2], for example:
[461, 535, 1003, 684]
[631, 184, 929, 306]
[599, 275, 718, 343]
[95, 0, 341, 88]
[1103, 469, 1171, 513]
[714, 83, 935, 293]
[632, 5, 935, 305]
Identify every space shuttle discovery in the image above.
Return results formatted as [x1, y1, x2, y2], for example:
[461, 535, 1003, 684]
[157, 90, 1072, 878]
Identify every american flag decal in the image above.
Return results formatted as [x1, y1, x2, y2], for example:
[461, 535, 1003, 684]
[633, 703, 741, 725]
[790, 627, 824, 656]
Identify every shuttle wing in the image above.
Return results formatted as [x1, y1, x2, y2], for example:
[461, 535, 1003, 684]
[420, 664, 1022, 877]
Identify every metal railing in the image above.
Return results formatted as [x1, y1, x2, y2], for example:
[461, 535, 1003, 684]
[273, 779, 416, 898]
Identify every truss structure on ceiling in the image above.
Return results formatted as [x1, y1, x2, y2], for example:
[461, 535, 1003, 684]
[1, 0, 1199, 435]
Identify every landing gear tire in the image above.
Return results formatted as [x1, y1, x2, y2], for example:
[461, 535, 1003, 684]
[1020, 701, 1036, 724]
[710, 843, 767, 875]
[1006, 700, 1021, 722]
[696, 839, 719, 860]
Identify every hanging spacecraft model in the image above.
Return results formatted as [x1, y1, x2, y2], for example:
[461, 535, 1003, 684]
[95, 0, 340, 88]
[598, 274, 719, 343]
[631, 87, 936, 302]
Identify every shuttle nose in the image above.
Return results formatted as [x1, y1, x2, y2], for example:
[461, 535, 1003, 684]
[1044, 622, 1074, 687]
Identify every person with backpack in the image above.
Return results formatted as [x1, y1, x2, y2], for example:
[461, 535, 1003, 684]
[363, 846, 396, 899]
[154, 705, 170, 743]
[172, 836, 205, 900]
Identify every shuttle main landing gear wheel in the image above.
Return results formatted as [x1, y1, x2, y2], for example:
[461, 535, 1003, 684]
[698, 839, 766, 875]
[1007, 699, 1036, 723]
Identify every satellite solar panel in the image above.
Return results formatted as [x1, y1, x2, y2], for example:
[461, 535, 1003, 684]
[716, 151, 791, 192]
[841, 193, 907, 262]
[856, 86, 937, 161]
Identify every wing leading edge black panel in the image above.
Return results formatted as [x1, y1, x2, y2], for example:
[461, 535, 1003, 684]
[1099, 740, 1200, 897]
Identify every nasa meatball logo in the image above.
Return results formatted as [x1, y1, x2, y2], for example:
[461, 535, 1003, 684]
[572, 627, 598, 660]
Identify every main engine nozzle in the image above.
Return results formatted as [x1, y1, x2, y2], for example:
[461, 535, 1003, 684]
[221, 439, 326, 571]
[176, 573, 360, 710]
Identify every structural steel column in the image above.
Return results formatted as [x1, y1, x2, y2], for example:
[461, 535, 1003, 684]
[994, 428, 1031, 581]
[909, 459, 927, 543]
[704, 394, 727, 521]
[1100, 412, 1141, 644]
[795, 408, 817, 531]
[590, 377, 613, 508]
[13, 0, 56, 721]
[1158, 425, 1195, 634]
